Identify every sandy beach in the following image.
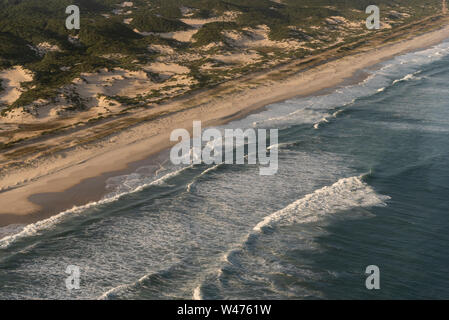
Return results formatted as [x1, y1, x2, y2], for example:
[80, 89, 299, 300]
[1, 18, 449, 227]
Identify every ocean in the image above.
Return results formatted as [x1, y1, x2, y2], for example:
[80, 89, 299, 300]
[1, 39, 449, 299]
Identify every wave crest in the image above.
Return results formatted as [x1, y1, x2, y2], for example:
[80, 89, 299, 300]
[0, 166, 191, 250]
[254, 175, 389, 232]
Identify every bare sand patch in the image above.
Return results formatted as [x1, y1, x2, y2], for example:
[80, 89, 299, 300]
[224, 25, 306, 50]
[144, 63, 189, 75]
[159, 29, 199, 42]
[180, 11, 239, 28]
[135, 29, 198, 43]
[145, 11, 239, 42]
[0, 66, 33, 106]
[147, 44, 175, 55]
[212, 52, 262, 65]
[73, 68, 151, 104]
[1, 107, 35, 122]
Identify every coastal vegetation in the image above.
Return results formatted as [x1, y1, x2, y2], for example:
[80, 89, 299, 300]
[0, 0, 445, 149]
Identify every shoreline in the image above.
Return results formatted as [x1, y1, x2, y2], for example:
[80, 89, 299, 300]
[1, 20, 449, 227]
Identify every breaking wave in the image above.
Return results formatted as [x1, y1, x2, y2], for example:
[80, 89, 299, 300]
[392, 70, 422, 85]
[214, 174, 390, 285]
[252, 174, 389, 232]
[0, 166, 192, 249]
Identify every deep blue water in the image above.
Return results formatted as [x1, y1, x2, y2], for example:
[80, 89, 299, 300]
[1, 40, 449, 299]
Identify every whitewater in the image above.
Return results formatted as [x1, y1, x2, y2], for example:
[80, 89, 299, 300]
[1, 39, 449, 299]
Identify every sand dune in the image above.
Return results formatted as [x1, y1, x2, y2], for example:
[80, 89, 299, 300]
[0, 66, 33, 106]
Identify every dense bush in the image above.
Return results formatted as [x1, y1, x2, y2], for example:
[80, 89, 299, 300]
[0, 32, 37, 67]
[192, 22, 238, 46]
[131, 11, 191, 33]
[149, 0, 183, 19]
[79, 18, 146, 54]
[191, 9, 214, 19]
[268, 25, 313, 41]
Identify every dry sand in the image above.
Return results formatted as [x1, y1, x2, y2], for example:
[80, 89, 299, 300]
[1, 23, 449, 226]
[0, 66, 33, 106]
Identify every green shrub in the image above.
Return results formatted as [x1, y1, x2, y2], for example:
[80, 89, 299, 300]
[131, 12, 191, 33]
[0, 32, 37, 67]
[191, 9, 214, 19]
[192, 22, 238, 46]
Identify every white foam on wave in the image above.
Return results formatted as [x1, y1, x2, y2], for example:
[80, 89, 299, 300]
[311, 45, 446, 131]
[252, 107, 328, 129]
[97, 270, 159, 300]
[247, 40, 449, 132]
[215, 175, 390, 283]
[0, 224, 26, 239]
[186, 163, 222, 192]
[98, 284, 130, 300]
[392, 70, 422, 85]
[253, 175, 389, 232]
[332, 109, 344, 117]
[267, 141, 298, 150]
[313, 117, 330, 130]
[0, 166, 192, 249]
[312, 97, 358, 129]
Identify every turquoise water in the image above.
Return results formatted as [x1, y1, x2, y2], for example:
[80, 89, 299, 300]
[1, 40, 449, 299]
